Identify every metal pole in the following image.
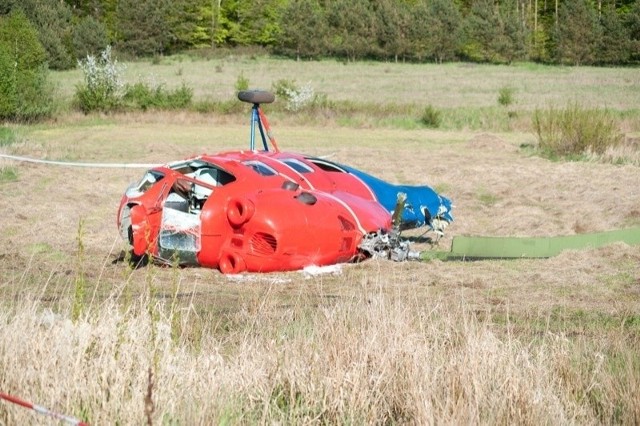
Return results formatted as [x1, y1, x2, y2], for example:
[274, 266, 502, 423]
[250, 104, 258, 150]
[0, 392, 89, 425]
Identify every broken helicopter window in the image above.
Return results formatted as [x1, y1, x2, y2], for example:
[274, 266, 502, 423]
[305, 158, 347, 173]
[170, 159, 236, 185]
[126, 170, 165, 197]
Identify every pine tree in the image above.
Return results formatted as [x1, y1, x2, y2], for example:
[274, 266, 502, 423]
[626, 0, 640, 62]
[461, 0, 502, 62]
[373, 0, 413, 62]
[424, 0, 463, 63]
[495, 0, 528, 63]
[13, 0, 76, 70]
[73, 15, 109, 59]
[276, 0, 327, 60]
[554, 0, 600, 65]
[326, 0, 377, 61]
[116, 0, 170, 56]
[167, 0, 212, 51]
[597, 6, 630, 64]
[220, 0, 284, 46]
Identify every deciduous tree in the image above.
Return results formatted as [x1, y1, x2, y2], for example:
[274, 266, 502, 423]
[0, 10, 53, 120]
[167, 0, 212, 51]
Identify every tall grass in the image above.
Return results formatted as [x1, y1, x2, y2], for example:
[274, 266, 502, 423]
[533, 103, 624, 159]
[1, 272, 638, 424]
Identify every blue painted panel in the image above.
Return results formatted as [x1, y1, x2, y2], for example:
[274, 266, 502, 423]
[339, 164, 454, 230]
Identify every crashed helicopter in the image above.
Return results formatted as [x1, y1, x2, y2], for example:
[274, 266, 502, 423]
[117, 90, 453, 273]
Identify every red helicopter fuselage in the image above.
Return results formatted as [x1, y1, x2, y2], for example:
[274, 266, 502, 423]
[118, 150, 392, 273]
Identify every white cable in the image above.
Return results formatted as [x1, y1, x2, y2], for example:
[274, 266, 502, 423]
[0, 153, 159, 169]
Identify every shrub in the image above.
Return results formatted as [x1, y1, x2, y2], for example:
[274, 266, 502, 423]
[123, 82, 193, 111]
[164, 84, 193, 109]
[75, 46, 125, 113]
[533, 103, 623, 158]
[285, 85, 315, 112]
[272, 78, 298, 99]
[420, 105, 441, 128]
[498, 86, 515, 106]
[0, 10, 53, 121]
[235, 72, 249, 92]
[271, 79, 317, 112]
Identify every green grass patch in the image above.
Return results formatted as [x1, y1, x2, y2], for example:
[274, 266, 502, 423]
[0, 166, 18, 183]
[490, 307, 640, 335]
[477, 188, 499, 206]
[0, 127, 17, 146]
[22, 243, 67, 263]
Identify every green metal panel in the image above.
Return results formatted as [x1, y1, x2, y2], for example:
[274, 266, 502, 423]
[423, 226, 640, 260]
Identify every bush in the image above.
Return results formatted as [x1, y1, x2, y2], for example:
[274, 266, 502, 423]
[272, 78, 298, 99]
[0, 10, 53, 121]
[533, 103, 623, 158]
[123, 82, 193, 111]
[75, 46, 125, 113]
[498, 86, 515, 106]
[420, 105, 442, 128]
[271, 79, 317, 112]
[235, 73, 249, 92]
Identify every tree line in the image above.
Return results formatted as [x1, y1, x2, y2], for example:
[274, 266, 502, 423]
[1, 0, 640, 70]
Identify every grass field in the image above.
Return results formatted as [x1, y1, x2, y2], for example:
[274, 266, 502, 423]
[1, 57, 640, 424]
[52, 55, 640, 109]
[52, 55, 640, 133]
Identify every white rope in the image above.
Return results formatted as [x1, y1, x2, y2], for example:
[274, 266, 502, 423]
[0, 153, 159, 169]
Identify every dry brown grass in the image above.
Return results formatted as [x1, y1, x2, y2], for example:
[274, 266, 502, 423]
[1, 116, 639, 424]
[1, 269, 638, 424]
